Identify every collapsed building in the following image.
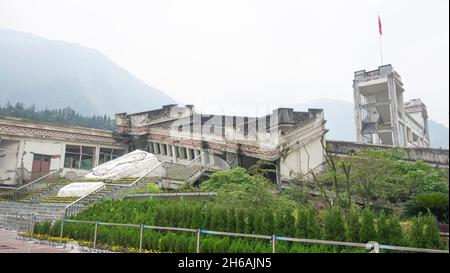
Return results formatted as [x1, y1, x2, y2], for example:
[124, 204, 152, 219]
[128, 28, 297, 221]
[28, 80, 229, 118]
[114, 105, 328, 187]
[0, 105, 327, 188]
[353, 64, 430, 147]
[0, 115, 127, 185]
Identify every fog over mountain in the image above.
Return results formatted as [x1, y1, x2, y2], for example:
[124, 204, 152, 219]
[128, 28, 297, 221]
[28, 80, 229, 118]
[0, 29, 174, 116]
[0, 30, 447, 149]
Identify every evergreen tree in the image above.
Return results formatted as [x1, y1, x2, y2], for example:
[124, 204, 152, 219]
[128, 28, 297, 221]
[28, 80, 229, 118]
[305, 208, 321, 239]
[322, 207, 346, 241]
[385, 216, 404, 246]
[359, 209, 376, 243]
[245, 208, 256, 234]
[203, 206, 213, 230]
[261, 208, 275, 235]
[295, 208, 308, 238]
[226, 208, 236, 232]
[409, 214, 442, 249]
[235, 209, 246, 233]
[345, 207, 361, 242]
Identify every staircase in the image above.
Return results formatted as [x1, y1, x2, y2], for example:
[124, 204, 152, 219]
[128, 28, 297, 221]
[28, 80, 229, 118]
[0, 202, 66, 231]
[110, 177, 139, 185]
[64, 184, 125, 217]
[0, 152, 230, 223]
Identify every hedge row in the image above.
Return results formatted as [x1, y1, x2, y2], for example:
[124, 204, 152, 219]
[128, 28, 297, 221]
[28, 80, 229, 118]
[33, 199, 446, 252]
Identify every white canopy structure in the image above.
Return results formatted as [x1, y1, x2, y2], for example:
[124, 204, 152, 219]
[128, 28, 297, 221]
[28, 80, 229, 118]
[84, 149, 162, 180]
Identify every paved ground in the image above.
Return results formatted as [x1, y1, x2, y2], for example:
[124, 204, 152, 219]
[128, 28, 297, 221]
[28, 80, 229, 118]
[0, 228, 77, 253]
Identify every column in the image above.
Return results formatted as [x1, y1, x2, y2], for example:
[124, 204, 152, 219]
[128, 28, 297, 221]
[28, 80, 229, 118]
[148, 142, 154, 153]
[159, 143, 165, 155]
[171, 145, 177, 163]
[353, 82, 363, 143]
[94, 145, 100, 167]
[187, 148, 193, 161]
[153, 142, 160, 154]
[388, 74, 400, 146]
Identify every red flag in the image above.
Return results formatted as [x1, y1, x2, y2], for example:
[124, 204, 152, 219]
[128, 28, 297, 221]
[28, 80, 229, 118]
[378, 14, 383, 35]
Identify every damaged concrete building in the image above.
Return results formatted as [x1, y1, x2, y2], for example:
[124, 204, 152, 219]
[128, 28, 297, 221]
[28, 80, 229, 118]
[0, 105, 327, 188]
[354, 64, 430, 147]
[0, 116, 127, 185]
[114, 105, 327, 187]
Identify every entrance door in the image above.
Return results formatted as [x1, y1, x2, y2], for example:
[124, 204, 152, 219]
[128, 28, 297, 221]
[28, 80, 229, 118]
[32, 154, 51, 173]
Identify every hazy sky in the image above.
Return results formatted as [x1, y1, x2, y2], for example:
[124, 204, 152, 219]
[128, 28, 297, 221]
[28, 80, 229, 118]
[1, 0, 448, 125]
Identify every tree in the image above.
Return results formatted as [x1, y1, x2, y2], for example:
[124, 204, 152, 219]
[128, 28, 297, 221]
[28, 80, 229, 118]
[407, 192, 449, 223]
[322, 207, 346, 241]
[408, 214, 442, 249]
[261, 209, 275, 235]
[235, 209, 246, 233]
[345, 207, 361, 242]
[245, 209, 256, 234]
[225, 208, 236, 232]
[359, 209, 376, 243]
[295, 208, 308, 238]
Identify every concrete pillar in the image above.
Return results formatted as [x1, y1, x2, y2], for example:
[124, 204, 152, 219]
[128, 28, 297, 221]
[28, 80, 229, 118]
[275, 159, 282, 190]
[201, 151, 208, 167]
[171, 145, 177, 163]
[148, 142, 154, 153]
[167, 145, 172, 157]
[187, 148, 193, 161]
[388, 74, 400, 146]
[153, 142, 159, 154]
[159, 143, 165, 155]
[353, 82, 363, 143]
[94, 145, 100, 167]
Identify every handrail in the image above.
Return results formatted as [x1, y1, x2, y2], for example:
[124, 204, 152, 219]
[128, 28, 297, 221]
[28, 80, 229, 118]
[0, 169, 60, 190]
[54, 217, 449, 253]
[64, 184, 106, 211]
[63, 152, 228, 217]
[128, 161, 165, 188]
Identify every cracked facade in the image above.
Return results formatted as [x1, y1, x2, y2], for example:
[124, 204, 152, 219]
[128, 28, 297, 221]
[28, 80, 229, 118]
[0, 116, 127, 185]
[354, 64, 430, 147]
[114, 104, 327, 186]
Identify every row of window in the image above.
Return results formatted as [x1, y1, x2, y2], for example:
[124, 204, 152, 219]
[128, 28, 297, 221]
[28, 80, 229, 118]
[63, 145, 126, 170]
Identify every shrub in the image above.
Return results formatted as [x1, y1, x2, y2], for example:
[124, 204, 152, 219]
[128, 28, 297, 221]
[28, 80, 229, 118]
[407, 192, 449, 223]
[408, 214, 442, 249]
[345, 207, 361, 242]
[359, 209, 376, 243]
[322, 207, 345, 241]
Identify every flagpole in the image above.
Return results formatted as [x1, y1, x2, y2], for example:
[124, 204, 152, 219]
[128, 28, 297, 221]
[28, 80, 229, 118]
[378, 11, 384, 66]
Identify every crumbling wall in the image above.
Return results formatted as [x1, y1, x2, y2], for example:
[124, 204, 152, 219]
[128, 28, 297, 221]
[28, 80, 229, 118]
[327, 140, 449, 166]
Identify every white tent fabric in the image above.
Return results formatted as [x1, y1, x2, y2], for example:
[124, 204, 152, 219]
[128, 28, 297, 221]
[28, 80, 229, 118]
[57, 182, 104, 197]
[84, 149, 162, 180]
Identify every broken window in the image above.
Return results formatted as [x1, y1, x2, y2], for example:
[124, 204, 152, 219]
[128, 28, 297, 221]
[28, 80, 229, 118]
[64, 145, 81, 169]
[64, 145, 97, 170]
[99, 148, 126, 165]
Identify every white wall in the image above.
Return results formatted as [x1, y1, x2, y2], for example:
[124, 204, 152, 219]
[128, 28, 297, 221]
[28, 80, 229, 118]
[20, 140, 65, 171]
[280, 137, 324, 180]
[0, 140, 19, 170]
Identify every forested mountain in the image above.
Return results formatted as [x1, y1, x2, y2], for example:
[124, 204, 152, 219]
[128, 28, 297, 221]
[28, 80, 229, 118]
[0, 102, 115, 130]
[0, 29, 175, 116]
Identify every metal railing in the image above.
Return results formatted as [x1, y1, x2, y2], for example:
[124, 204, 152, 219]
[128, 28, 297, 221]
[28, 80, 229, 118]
[50, 218, 449, 253]
[63, 152, 230, 218]
[125, 191, 217, 199]
[64, 184, 108, 217]
[0, 169, 61, 202]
